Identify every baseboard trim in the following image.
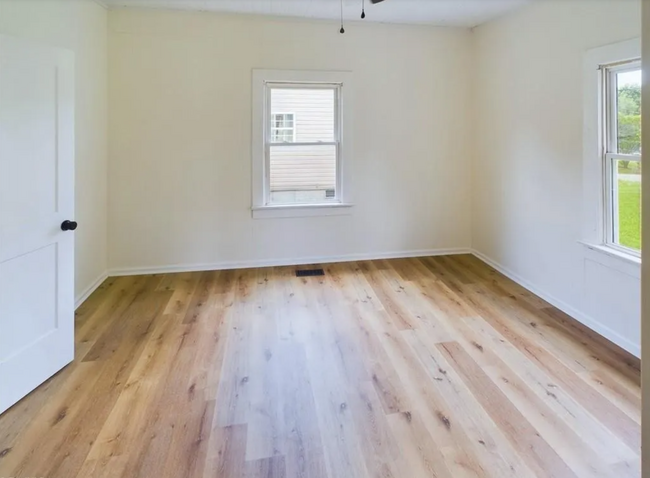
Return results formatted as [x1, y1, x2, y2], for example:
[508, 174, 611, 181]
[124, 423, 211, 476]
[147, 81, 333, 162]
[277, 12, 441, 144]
[75, 271, 109, 310]
[99, 247, 640, 355]
[471, 249, 640, 357]
[108, 248, 472, 277]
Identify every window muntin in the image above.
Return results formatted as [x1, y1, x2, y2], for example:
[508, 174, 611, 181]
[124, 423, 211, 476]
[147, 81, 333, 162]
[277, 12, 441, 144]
[265, 84, 341, 206]
[603, 61, 642, 254]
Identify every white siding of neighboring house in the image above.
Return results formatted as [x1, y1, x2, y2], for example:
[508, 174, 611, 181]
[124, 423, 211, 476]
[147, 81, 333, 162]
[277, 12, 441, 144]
[270, 88, 336, 193]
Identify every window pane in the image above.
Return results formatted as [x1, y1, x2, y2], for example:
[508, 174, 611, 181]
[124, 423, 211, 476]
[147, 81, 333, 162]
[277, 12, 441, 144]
[613, 159, 642, 251]
[270, 88, 335, 143]
[269, 144, 337, 205]
[616, 69, 642, 154]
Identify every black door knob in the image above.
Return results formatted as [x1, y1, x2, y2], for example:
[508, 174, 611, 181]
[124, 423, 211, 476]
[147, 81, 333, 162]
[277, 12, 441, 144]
[61, 220, 78, 231]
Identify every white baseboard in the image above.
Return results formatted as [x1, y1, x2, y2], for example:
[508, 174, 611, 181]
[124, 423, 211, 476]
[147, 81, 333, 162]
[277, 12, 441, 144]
[471, 249, 640, 357]
[75, 271, 109, 310]
[98, 247, 639, 356]
[108, 247, 472, 277]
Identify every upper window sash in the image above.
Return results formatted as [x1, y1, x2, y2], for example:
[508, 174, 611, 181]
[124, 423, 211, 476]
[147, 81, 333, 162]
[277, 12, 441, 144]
[264, 82, 341, 147]
[602, 60, 641, 157]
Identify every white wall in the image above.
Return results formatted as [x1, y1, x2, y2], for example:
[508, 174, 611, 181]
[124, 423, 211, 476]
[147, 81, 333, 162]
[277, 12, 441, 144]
[107, 9, 472, 272]
[0, 0, 109, 304]
[472, 0, 642, 355]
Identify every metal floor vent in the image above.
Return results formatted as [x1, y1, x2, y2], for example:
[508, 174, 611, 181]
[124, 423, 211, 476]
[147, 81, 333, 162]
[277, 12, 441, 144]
[296, 269, 325, 277]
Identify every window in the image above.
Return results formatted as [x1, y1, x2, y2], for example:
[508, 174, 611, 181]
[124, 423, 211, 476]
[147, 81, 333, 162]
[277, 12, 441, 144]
[602, 60, 642, 254]
[583, 39, 641, 263]
[271, 113, 295, 143]
[252, 69, 353, 218]
[267, 87, 338, 206]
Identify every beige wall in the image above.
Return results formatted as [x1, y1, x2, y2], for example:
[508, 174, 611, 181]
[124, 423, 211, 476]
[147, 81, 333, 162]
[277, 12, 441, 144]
[0, 0, 108, 304]
[472, 0, 642, 354]
[641, 0, 649, 474]
[108, 9, 473, 272]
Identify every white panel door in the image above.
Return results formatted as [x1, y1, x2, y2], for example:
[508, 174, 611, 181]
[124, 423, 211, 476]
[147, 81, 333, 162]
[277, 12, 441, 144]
[0, 35, 75, 415]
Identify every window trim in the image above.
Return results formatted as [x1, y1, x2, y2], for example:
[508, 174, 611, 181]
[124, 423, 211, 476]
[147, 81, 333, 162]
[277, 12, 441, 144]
[582, 38, 641, 263]
[252, 69, 354, 219]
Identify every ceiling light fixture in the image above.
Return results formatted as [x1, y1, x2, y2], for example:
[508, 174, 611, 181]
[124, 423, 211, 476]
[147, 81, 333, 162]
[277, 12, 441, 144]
[341, 0, 386, 33]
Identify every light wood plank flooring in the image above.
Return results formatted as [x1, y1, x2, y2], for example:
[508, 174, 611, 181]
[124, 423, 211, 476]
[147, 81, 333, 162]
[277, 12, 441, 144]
[0, 255, 641, 478]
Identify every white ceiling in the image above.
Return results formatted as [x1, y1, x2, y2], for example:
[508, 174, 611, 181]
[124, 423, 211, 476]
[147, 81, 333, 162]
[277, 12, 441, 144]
[101, 0, 532, 28]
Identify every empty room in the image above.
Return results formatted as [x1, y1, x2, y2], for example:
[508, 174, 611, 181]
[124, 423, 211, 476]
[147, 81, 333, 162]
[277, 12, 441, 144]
[0, 0, 648, 477]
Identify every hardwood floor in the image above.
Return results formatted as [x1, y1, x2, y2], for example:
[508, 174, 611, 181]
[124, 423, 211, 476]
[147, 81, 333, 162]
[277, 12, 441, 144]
[0, 255, 641, 478]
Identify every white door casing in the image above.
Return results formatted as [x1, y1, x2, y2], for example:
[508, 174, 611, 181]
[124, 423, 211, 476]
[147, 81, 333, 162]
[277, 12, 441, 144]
[0, 35, 75, 415]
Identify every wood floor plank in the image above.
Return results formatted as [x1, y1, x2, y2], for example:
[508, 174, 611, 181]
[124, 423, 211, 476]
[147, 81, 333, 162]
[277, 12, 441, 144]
[0, 361, 103, 474]
[357, 260, 418, 330]
[300, 273, 370, 478]
[438, 341, 578, 478]
[0, 257, 640, 478]
[163, 271, 203, 316]
[119, 315, 222, 477]
[246, 269, 284, 462]
[460, 315, 637, 466]
[451, 255, 552, 310]
[203, 424, 248, 478]
[578, 368, 641, 423]
[85, 312, 179, 461]
[539, 306, 640, 381]
[76, 275, 148, 359]
[276, 342, 325, 478]
[361, 311, 487, 477]
[346, 380, 401, 478]
[481, 364, 619, 478]
[402, 330, 537, 478]
[214, 269, 257, 427]
[74, 276, 119, 328]
[386, 410, 454, 478]
[462, 284, 641, 451]
[245, 455, 287, 478]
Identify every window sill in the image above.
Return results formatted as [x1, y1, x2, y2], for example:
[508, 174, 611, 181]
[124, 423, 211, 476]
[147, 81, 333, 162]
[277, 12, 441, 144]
[252, 203, 354, 219]
[579, 241, 641, 278]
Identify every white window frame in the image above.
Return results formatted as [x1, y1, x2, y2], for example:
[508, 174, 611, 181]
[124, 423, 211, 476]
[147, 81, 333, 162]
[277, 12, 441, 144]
[602, 60, 642, 256]
[266, 84, 340, 205]
[582, 38, 641, 265]
[270, 112, 296, 143]
[252, 69, 354, 219]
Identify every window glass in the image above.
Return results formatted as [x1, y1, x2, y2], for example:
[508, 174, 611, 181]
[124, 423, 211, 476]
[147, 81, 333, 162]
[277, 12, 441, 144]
[613, 160, 642, 250]
[616, 69, 642, 154]
[270, 89, 335, 143]
[267, 86, 339, 205]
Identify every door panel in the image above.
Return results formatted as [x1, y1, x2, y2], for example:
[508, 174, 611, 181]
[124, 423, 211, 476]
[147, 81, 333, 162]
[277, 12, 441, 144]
[0, 245, 58, 359]
[0, 35, 75, 415]
[0, 60, 58, 223]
